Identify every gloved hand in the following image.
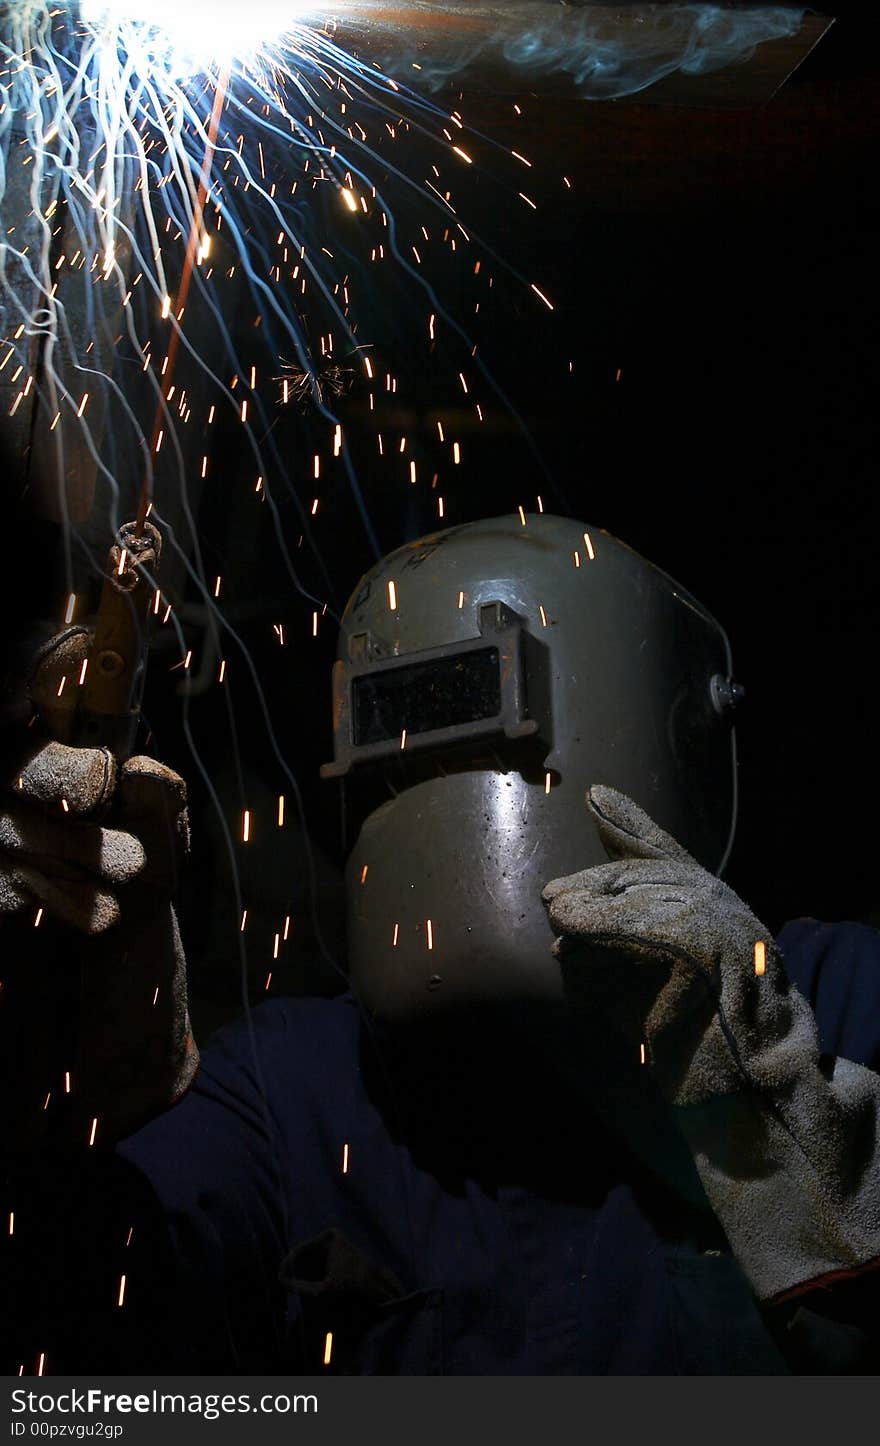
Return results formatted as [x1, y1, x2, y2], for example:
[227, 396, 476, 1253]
[543, 785, 880, 1303]
[1, 626, 198, 1142]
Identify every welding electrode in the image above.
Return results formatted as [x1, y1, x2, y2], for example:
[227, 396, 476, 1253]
[75, 519, 162, 761]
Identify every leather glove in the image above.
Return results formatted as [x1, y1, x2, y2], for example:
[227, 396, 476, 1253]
[1, 627, 198, 1143]
[543, 784, 880, 1303]
[1, 627, 189, 932]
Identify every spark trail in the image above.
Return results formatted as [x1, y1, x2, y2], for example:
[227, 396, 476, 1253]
[0, 3, 813, 1370]
[0, 1, 565, 1168]
[0, 0, 814, 1034]
[0, 0, 515, 567]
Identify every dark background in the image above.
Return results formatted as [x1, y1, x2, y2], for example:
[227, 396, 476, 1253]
[2, 4, 878, 1030]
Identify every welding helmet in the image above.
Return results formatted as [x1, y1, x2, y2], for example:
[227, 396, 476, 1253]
[322, 514, 741, 1022]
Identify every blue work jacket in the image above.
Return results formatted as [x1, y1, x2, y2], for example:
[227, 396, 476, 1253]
[9, 919, 877, 1375]
[73, 917, 878, 1376]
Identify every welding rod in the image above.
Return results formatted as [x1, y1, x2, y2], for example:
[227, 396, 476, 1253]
[75, 519, 162, 761]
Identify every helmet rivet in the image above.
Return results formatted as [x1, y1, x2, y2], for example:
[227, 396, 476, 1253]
[710, 674, 745, 716]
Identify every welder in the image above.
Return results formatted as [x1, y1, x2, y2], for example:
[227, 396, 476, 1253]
[3, 513, 879, 1374]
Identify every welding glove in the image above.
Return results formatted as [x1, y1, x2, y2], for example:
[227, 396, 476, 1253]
[542, 785, 880, 1304]
[1, 626, 198, 1139]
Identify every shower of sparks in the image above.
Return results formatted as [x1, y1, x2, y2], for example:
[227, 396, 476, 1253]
[0, 1, 577, 1366]
[274, 358, 354, 409]
[1, 0, 557, 593]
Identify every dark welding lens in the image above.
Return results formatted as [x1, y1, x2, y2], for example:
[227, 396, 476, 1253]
[352, 646, 502, 745]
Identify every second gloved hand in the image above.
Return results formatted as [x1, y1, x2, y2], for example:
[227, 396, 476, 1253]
[1, 625, 189, 933]
[0, 739, 189, 934]
[542, 785, 880, 1302]
[1, 625, 197, 1142]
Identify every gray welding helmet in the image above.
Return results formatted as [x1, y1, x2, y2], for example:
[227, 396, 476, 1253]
[322, 514, 741, 1022]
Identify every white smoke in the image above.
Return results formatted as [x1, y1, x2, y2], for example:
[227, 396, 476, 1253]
[341, 2, 807, 100]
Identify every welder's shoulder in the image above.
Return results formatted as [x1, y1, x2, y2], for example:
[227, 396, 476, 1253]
[120, 993, 360, 1143]
[193, 991, 363, 1112]
[117, 993, 364, 1202]
[203, 989, 360, 1060]
[776, 918, 880, 1071]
